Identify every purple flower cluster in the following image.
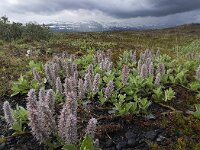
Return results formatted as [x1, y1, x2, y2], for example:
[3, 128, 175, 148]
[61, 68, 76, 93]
[140, 64, 148, 78]
[56, 77, 63, 94]
[27, 89, 50, 143]
[64, 60, 77, 78]
[58, 91, 78, 144]
[27, 89, 56, 143]
[3, 101, 15, 127]
[157, 63, 165, 75]
[84, 73, 92, 93]
[96, 51, 105, 63]
[96, 51, 112, 72]
[104, 81, 114, 98]
[32, 68, 41, 82]
[44, 89, 55, 114]
[27, 88, 83, 144]
[87, 64, 94, 80]
[154, 73, 161, 86]
[52, 56, 63, 72]
[148, 62, 154, 76]
[78, 79, 85, 99]
[137, 50, 155, 78]
[140, 49, 153, 62]
[92, 73, 101, 94]
[85, 118, 97, 139]
[64, 75, 78, 100]
[122, 65, 129, 85]
[7, 54, 102, 145]
[45, 62, 58, 87]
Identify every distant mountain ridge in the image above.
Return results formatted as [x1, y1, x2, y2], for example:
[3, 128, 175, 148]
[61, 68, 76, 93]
[47, 21, 176, 32]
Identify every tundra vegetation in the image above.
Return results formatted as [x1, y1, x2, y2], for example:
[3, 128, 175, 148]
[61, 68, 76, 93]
[1, 17, 200, 149]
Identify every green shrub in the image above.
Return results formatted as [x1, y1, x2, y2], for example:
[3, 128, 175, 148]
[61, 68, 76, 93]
[0, 16, 51, 41]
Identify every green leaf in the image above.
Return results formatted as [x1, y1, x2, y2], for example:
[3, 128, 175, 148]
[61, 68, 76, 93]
[195, 104, 200, 112]
[80, 134, 93, 150]
[129, 102, 138, 114]
[114, 103, 122, 111]
[152, 87, 164, 102]
[139, 98, 151, 111]
[31, 79, 40, 90]
[164, 88, 175, 101]
[11, 91, 20, 97]
[118, 94, 126, 103]
[62, 144, 78, 150]
[125, 103, 133, 111]
[189, 82, 200, 91]
[11, 121, 22, 133]
[11, 74, 30, 96]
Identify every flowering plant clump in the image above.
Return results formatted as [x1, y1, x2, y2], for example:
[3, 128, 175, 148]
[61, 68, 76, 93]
[26, 88, 99, 149]
[6, 47, 200, 149]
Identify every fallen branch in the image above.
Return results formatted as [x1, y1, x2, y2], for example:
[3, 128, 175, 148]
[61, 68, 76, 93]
[158, 103, 176, 111]
[161, 109, 193, 116]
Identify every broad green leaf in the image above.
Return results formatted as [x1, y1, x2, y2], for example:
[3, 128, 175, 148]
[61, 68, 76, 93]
[80, 134, 93, 150]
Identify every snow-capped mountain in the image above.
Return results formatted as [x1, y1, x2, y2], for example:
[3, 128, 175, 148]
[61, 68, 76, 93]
[47, 21, 172, 32]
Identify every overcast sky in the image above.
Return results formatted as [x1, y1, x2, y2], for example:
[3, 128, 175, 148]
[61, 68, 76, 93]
[1, 0, 200, 25]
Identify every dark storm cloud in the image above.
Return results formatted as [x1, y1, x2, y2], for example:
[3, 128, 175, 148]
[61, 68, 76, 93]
[109, 0, 200, 18]
[3, 0, 200, 19]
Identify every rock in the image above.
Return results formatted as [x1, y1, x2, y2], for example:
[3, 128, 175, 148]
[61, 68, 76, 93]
[116, 141, 127, 150]
[125, 132, 137, 140]
[127, 138, 137, 147]
[0, 142, 5, 149]
[145, 114, 156, 120]
[105, 139, 114, 148]
[145, 130, 158, 141]
[156, 135, 166, 142]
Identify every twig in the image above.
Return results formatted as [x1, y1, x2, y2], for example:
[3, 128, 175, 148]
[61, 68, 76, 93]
[3, 132, 31, 141]
[96, 115, 116, 121]
[175, 84, 198, 93]
[158, 103, 176, 111]
[161, 110, 182, 115]
[95, 106, 113, 110]
[161, 110, 193, 115]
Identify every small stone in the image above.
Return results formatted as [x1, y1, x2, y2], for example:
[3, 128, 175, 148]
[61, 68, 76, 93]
[145, 114, 156, 120]
[145, 130, 158, 141]
[156, 135, 166, 142]
[116, 141, 127, 150]
[0, 143, 5, 149]
[125, 132, 137, 140]
[108, 109, 116, 114]
[127, 138, 137, 147]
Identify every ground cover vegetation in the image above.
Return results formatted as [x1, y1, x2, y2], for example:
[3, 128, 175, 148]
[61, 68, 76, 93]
[1, 17, 200, 149]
